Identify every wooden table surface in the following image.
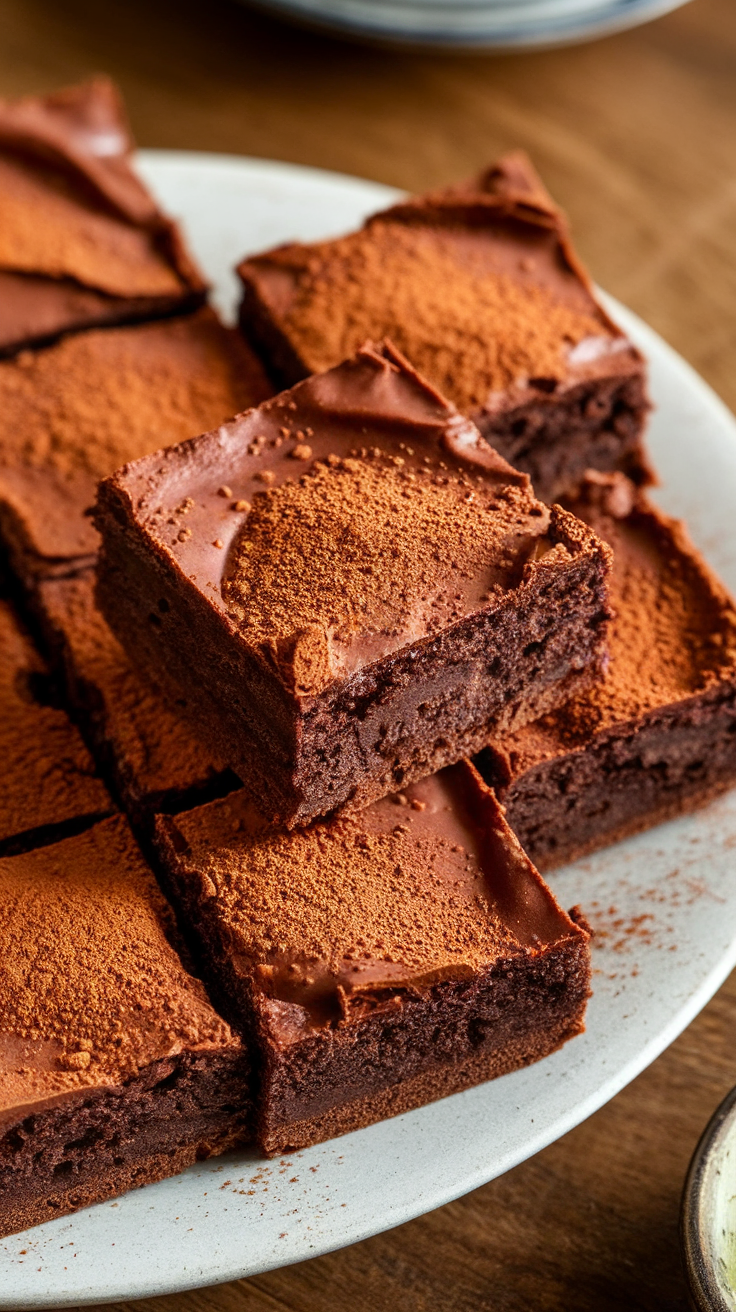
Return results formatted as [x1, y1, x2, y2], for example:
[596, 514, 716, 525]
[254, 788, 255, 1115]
[3, 0, 736, 1306]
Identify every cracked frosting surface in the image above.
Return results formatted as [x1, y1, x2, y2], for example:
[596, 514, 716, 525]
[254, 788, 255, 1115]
[0, 76, 202, 299]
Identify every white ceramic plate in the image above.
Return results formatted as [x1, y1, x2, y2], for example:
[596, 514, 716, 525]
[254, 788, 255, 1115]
[2, 151, 736, 1308]
[243, 0, 691, 50]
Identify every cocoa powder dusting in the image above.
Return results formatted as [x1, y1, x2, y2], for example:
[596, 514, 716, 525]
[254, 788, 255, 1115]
[181, 799, 519, 981]
[0, 816, 235, 1105]
[511, 485, 736, 756]
[272, 224, 606, 410]
[222, 450, 544, 692]
[0, 156, 183, 298]
[564, 515, 736, 739]
[0, 308, 272, 483]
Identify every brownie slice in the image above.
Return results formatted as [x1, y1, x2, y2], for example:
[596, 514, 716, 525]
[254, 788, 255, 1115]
[476, 472, 736, 871]
[0, 307, 272, 587]
[0, 76, 207, 356]
[0, 815, 249, 1238]
[37, 570, 237, 829]
[154, 762, 591, 1155]
[238, 151, 651, 504]
[0, 595, 112, 857]
[95, 341, 613, 828]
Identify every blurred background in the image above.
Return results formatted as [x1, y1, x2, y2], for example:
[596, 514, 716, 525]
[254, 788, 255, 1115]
[3, 0, 735, 417]
[2, 1, 735, 1307]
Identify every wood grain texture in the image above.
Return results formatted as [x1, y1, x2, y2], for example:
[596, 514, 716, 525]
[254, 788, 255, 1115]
[1, 1, 734, 1304]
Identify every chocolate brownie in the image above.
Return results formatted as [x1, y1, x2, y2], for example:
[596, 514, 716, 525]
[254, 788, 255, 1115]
[0, 307, 272, 586]
[37, 570, 238, 829]
[0, 77, 207, 356]
[238, 151, 651, 504]
[154, 762, 591, 1154]
[95, 342, 613, 828]
[0, 595, 112, 856]
[476, 472, 736, 870]
[0, 815, 249, 1238]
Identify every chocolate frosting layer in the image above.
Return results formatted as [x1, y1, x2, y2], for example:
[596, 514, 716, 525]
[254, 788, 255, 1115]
[0, 271, 152, 352]
[101, 341, 556, 696]
[0, 77, 154, 225]
[0, 815, 239, 1132]
[159, 762, 585, 1041]
[0, 78, 206, 353]
[238, 151, 643, 414]
[0, 307, 273, 569]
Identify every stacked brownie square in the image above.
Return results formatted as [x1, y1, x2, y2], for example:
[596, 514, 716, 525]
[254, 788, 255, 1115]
[0, 78, 271, 830]
[228, 149, 736, 870]
[237, 150, 651, 504]
[95, 341, 613, 825]
[3, 73, 736, 1244]
[0, 79, 262, 1235]
[94, 338, 605, 1151]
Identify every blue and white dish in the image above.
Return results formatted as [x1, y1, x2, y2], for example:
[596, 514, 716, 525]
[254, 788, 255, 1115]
[244, 0, 691, 51]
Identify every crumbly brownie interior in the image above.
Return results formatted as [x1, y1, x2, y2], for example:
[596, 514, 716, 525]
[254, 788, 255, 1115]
[0, 1050, 246, 1237]
[256, 948, 589, 1153]
[474, 371, 649, 506]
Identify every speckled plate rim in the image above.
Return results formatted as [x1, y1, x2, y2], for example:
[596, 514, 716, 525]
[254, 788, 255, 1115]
[2, 151, 736, 1308]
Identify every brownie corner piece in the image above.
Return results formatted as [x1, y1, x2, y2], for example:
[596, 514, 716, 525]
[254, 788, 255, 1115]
[476, 471, 736, 870]
[0, 814, 249, 1238]
[0, 76, 207, 357]
[94, 341, 613, 827]
[154, 761, 591, 1155]
[237, 150, 651, 503]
